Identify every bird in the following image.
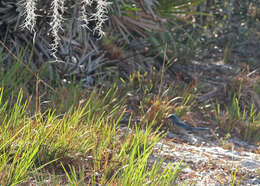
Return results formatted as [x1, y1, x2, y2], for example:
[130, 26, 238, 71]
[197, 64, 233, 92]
[167, 114, 209, 132]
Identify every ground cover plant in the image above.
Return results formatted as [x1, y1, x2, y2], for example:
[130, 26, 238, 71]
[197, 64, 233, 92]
[0, 84, 183, 185]
[0, 51, 191, 184]
[0, 54, 259, 184]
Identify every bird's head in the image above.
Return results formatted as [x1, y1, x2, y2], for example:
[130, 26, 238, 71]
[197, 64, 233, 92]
[167, 114, 180, 123]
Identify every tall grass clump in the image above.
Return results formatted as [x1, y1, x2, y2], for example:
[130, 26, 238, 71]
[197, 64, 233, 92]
[0, 85, 181, 185]
[214, 94, 260, 141]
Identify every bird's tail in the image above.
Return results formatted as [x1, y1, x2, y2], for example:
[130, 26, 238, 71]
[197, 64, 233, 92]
[190, 127, 210, 131]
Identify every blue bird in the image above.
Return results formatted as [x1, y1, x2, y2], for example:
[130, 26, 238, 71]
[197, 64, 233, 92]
[167, 114, 209, 131]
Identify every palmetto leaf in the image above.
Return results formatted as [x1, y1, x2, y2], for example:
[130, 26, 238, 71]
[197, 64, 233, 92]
[109, 0, 164, 43]
[0, 0, 22, 30]
[142, 0, 159, 17]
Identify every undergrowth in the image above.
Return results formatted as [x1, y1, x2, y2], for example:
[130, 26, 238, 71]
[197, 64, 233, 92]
[0, 45, 196, 185]
[0, 46, 259, 185]
[0, 86, 183, 185]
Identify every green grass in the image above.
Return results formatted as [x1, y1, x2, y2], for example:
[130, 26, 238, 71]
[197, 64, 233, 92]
[1, 55, 259, 184]
[214, 94, 260, 142]
[0, 86, 181, 185]
[0, 44, 196, 184]
[1, 44, 259, 185]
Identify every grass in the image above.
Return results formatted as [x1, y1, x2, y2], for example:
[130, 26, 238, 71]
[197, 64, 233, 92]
[0, 44, 194, 184]
[1, 64, 259, 184]
[214, 93, 260, 142]
[0, 84, 183, 185]
[0, 44, 260, 185]
[0, 61, 259, 184]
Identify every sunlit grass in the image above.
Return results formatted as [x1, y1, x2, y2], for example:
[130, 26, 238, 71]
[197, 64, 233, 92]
[0, 85, 181, 185]
[214, 94, 260, 142]
[1, 44, 258, 185]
